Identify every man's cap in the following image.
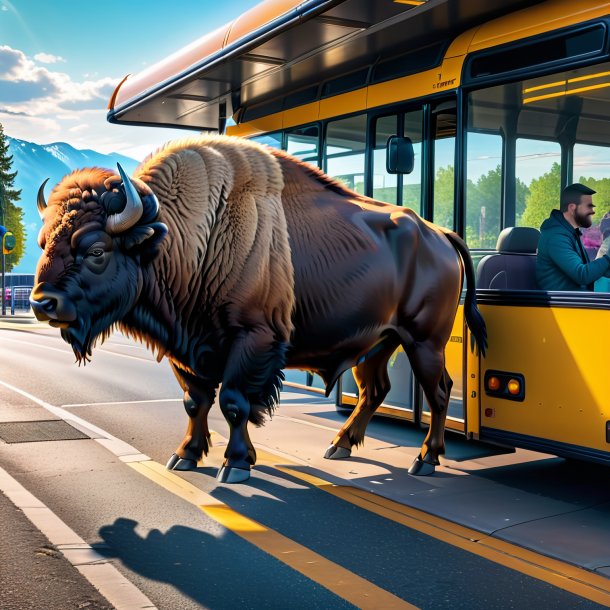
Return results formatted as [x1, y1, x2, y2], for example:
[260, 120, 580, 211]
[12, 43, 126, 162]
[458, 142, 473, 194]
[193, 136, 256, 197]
[563, 183, 596, 196]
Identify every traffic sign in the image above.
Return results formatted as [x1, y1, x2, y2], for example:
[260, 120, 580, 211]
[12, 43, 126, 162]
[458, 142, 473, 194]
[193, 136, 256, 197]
[2, 231, 15, 254]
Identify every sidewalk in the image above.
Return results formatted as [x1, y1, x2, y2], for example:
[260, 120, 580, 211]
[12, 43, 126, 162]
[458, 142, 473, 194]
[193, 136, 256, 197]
[0, 313, 36, 321]
[0, 488, 116, 610]
[0, 396, 116, 610]
[0, 312, 47, 330]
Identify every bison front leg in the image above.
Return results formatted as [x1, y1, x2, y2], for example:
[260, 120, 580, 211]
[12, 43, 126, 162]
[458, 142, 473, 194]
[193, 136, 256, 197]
[217, 329, 282, 484]
[217, 386, 256, 483]
[166, 364, 218, 471]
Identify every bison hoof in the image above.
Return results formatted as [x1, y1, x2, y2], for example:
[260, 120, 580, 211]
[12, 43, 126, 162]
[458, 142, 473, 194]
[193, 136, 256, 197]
[408, 456, 436, 476]
[323, 444, 351, 460]
[166, 453, 197, 471]
[217, 465, 250, 484]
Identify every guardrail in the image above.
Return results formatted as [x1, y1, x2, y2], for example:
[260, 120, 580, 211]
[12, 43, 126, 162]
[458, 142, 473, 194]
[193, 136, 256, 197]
[5, 285, 32, 315]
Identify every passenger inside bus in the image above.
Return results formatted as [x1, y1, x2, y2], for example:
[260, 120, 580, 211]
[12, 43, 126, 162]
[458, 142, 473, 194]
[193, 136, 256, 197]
[536, 183, 610, 291]
[595, 213, 610, 292]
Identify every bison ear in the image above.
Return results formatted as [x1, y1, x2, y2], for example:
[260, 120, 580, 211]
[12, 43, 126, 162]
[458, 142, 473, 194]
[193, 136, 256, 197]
[122, 222, 168, 261]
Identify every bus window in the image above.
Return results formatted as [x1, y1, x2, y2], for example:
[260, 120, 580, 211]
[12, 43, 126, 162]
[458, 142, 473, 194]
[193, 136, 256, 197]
[465, 133, 502, 249]
[286, 125, 320, 166]
[373, 114, 398, 204]
[251, 132, 282, 149]
[325, 114, 367, 194]
[432, 103, 456, 230]
[516, 138, 561, 229]
[403, 109, 423, 214]
[574, 143, 610, 262]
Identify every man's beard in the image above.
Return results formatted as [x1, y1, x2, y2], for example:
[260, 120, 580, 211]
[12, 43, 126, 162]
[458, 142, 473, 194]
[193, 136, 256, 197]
[575, 209, 593, 228]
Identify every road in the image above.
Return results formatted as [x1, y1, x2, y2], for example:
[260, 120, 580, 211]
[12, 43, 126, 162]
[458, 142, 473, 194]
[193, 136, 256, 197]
[1, 324, 610, 609]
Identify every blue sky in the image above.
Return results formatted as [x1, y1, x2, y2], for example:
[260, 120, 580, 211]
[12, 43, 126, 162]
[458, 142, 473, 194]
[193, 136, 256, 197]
[0, 0, 259, 159]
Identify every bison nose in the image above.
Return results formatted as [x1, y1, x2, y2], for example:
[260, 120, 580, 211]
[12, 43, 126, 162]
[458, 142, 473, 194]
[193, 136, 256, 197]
[30, 282, 77, 323]
[38, 296, 57, 314]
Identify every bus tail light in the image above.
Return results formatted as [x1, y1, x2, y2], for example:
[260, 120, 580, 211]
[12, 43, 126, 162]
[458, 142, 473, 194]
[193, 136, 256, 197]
[484, 370, 525, 402]
[507, 379, 521, 395]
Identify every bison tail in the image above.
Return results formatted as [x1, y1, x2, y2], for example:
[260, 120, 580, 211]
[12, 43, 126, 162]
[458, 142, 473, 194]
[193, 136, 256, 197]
[444, 232, 488, 357]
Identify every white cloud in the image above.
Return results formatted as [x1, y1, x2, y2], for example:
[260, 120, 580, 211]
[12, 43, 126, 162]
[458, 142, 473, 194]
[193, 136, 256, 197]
[0, 45, 117, 110]
[0, 44, 193, 160]
[33, 52, 66, 64]
[68, 123, 89, 133]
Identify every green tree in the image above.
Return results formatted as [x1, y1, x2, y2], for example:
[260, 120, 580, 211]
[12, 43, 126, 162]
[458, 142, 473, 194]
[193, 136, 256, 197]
[466, 165, 530, 248]
[434, 165, 454, 229]
[0, 123, 24, 270]
[578, 175, 610, 220]
[520, 162, 561, 229]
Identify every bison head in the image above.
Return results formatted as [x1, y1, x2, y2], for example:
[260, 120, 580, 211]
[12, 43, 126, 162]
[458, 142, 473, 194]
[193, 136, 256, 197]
[30, 164, 167, 363]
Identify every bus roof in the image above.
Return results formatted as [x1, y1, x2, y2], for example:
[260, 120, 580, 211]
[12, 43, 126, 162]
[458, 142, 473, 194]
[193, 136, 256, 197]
[107, 0, 538, 132]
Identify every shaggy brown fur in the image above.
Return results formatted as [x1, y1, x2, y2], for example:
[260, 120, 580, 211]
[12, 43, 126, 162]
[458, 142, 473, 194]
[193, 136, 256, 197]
[136, 137, 295, 351]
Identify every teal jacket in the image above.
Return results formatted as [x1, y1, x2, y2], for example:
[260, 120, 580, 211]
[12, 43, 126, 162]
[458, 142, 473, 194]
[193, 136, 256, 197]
[536, 209, 610, 291]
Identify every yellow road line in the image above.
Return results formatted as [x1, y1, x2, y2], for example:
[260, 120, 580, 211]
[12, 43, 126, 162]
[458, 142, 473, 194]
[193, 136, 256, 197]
[128, 460, 417, 610]
[251, 451, 610, 607]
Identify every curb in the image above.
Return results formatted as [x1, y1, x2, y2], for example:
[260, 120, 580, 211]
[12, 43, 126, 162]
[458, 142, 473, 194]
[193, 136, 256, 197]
[0, 315, 37, 324]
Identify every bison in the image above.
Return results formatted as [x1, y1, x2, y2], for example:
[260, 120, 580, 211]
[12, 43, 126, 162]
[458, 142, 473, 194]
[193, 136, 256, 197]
[31, 136, 486, 483]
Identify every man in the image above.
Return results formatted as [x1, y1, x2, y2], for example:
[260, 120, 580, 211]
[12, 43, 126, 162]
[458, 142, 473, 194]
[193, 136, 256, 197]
[537, 183, 610, 291]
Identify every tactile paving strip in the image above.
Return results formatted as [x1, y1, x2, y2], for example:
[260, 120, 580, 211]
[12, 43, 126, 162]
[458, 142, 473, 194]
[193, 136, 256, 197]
[0, 420, 90, 443]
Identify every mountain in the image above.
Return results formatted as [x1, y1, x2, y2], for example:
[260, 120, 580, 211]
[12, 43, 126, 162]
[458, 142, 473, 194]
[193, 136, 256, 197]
[6, 137, 140, 273]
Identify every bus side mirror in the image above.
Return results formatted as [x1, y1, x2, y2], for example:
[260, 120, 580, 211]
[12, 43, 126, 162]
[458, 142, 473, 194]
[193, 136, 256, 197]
[386, 135, 414, 174]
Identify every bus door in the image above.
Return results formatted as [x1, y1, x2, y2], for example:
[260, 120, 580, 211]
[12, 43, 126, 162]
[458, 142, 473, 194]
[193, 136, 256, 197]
[339, 100, 467, 432]
[424, 99, 467, 432]
[338, 108, 425, 418]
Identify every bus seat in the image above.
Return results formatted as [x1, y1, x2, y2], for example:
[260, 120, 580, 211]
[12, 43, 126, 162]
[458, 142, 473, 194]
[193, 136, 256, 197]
[476, 227, 540, 290]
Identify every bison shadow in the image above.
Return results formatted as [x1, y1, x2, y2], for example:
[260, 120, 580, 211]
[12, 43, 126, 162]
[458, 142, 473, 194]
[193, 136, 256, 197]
[94, 470, 530, 609]
[95, 515, 355, 610]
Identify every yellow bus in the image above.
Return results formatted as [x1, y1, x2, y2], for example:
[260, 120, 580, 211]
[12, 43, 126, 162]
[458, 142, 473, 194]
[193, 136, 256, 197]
[108, 0, 610, 465]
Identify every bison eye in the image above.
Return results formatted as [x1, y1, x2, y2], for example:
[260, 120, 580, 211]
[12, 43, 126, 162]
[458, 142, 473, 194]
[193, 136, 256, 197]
[88, 248, 105, 257]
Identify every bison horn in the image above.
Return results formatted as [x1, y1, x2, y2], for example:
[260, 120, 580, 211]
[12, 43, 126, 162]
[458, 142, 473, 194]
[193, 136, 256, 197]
[37, 178, 49, 218]
[106, 163, 143, 234]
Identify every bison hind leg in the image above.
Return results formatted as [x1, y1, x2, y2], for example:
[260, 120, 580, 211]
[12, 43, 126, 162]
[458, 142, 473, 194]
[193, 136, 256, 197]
[325, 336, 398, 460]
[405, 340, 453, 476]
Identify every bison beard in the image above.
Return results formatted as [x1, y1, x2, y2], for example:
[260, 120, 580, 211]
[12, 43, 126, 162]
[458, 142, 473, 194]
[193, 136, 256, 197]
[31, 135, 486, 484]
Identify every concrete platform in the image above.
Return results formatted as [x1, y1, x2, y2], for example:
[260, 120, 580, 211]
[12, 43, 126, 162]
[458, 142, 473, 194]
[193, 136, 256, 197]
[248, 388, 610, 579]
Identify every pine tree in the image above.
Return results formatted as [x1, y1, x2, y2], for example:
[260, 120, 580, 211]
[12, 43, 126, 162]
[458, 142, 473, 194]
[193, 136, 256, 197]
[0, 122, 25, 271]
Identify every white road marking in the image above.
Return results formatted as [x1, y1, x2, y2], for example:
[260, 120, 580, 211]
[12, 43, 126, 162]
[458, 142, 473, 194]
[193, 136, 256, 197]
[62, 398, 182, 408]
[0, 334, 157, 363]
[0, 380, 149, 462]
